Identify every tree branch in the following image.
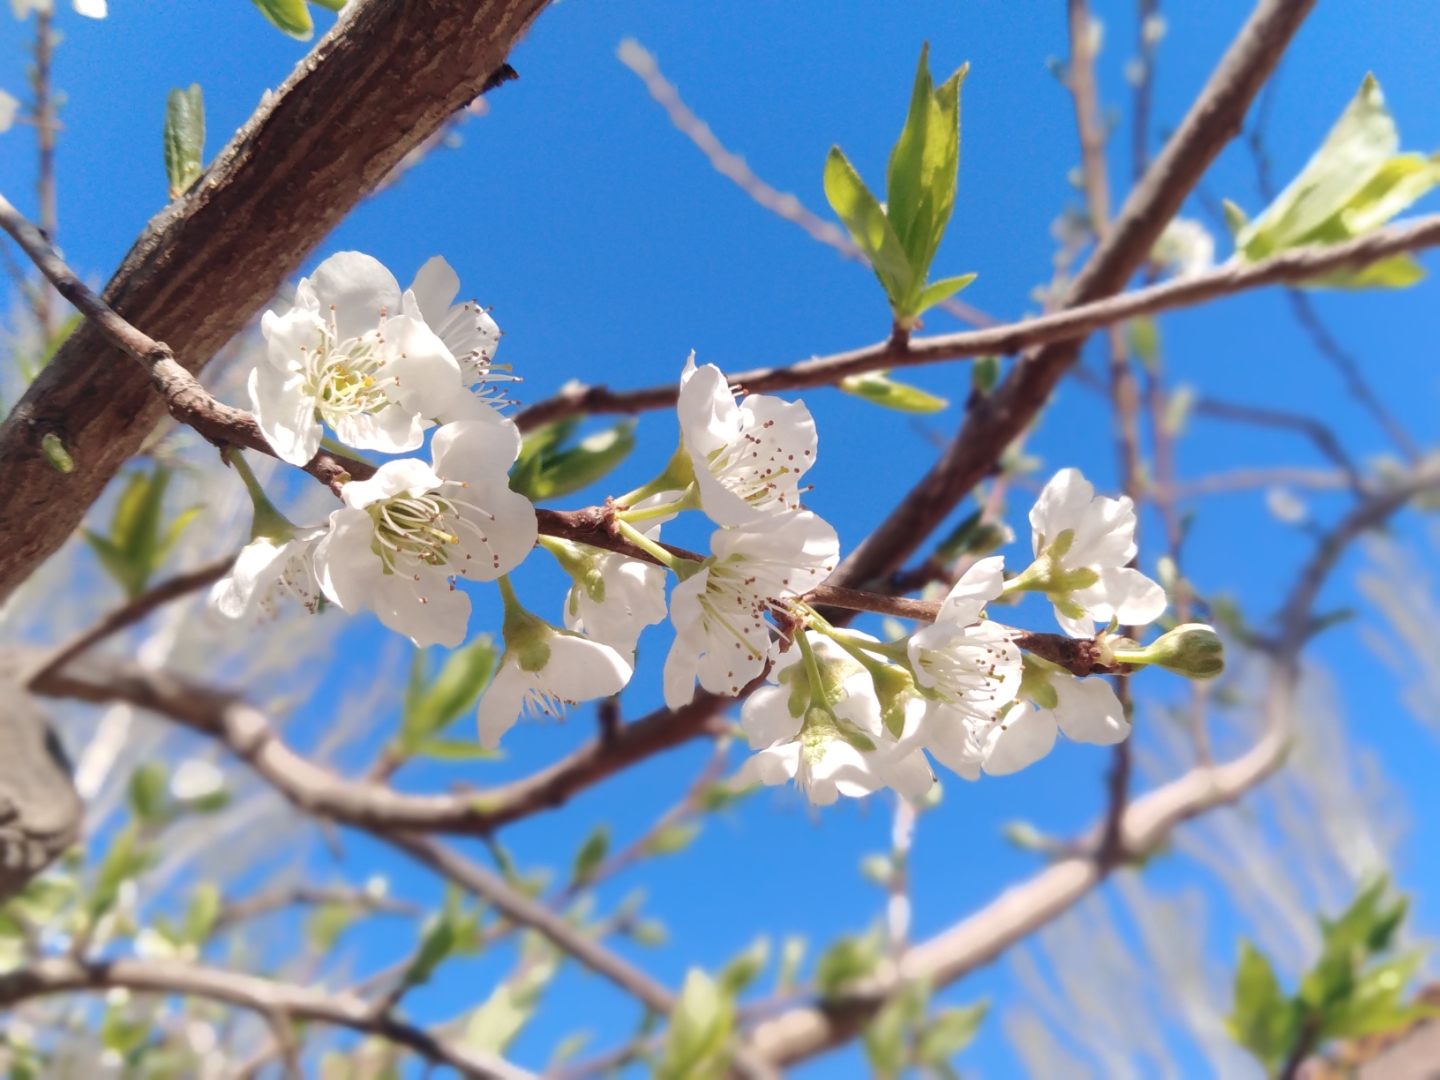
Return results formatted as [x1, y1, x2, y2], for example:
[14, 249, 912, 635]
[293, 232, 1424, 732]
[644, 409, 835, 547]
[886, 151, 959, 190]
[514, 211, 1440, 433]
[0, 956, 536, 1080]
[0, 0, 547, 604]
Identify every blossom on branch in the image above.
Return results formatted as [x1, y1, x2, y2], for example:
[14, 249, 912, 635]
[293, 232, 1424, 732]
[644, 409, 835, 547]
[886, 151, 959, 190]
[663, 510, 839, 708]
[252, 252, 465, 466]
[407, 255, 515, 409]
[676, 356, 818, 526]
[209, 529, 324, 620]
[979, 661, 1128, 776]
[314, 418, 537, 648]
[1016, 468, 1166, 638]
[477, 578, 633, 750]
[738, 632, 933, 805]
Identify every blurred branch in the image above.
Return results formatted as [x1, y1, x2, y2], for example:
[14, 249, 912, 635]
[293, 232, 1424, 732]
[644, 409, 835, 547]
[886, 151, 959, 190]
[1172, 465, 1349, 499]
[0, 956, 536, 1080]
[214, 884, 419, 932]
[24, 554, 236, 690]
[1195, 396, 1361, 488]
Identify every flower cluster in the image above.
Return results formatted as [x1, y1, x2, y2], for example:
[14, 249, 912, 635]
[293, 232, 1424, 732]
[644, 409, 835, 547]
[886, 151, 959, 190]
[214, 252, 536, 649]
[210, 252, 1217, 807]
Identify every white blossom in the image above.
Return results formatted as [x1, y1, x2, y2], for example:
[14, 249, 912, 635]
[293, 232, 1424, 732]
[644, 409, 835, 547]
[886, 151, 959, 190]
[252, 252, 465, 466]
[981, 665, 1128, 776]
[1151, 217, 1214, 278]
[477, 603, 632, 750]
[169, 759, 225, 802]
[209, 529, 324, 620]
[314, 417, 537, 648]
[71, 0, 105, 15]
[407, 255, 514, 410]
[906, 557, 1023, 714]
[663, 510, 839, 708]
[1025, 468, 1167, 638]
[0, 90, 18, 133]
[676, 355, 818, 526]
[737, 633, 933, 805]
[563, 549, 668, 657]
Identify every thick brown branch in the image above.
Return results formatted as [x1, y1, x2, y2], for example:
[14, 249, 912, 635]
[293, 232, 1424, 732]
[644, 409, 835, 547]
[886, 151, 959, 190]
[0, 0, 546, 603]
[0, 956, 534, 1080]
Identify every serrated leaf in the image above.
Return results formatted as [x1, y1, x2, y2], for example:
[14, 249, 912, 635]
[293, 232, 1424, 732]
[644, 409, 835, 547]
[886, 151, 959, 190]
[164, 84, 205, 200]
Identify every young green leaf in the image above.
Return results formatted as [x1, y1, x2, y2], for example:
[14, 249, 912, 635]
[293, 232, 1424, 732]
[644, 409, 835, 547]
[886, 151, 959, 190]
[84, 466, 196, 598]
[569, 825, 610, 888]
[824, 147, 915, 308]
[164, 84, 205, 200]
[510, 420, 637, 501]
[917, 1001, 989, 1065]
[1226, 941, 1293, 1071]
[252, 0, 314, 40]
[718, 937, 769, 997]
[657, 969, 734, 1080]
[400, 639, 498, 751]
[815, 928, 885, 999]
[839, 370, 949, 414]
[127, 763, 169, 826]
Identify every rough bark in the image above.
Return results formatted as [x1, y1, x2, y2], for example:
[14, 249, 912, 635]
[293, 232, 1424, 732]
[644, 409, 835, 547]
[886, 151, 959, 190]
[0, 0, 549, 602]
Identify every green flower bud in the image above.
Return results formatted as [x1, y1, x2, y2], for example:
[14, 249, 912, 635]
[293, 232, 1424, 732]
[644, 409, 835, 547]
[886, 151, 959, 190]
[1122, 623, 1225, 679]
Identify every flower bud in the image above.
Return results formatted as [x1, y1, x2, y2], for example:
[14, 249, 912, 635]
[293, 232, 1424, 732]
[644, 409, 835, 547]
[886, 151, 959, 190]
[1125, 623, 1225, 679]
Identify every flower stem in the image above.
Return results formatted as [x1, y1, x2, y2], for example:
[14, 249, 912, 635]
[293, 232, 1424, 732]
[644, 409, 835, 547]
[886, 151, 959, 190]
[615, 484, 700, 523]
[617, 442, 697, 506]
[614, 520, 700, 576]
[224, 447, 296, 542]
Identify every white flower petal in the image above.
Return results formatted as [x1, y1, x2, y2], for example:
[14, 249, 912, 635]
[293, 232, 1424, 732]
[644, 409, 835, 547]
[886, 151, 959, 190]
[308, 251, 402, 343]
[741, 684, 804, 748]
[340, 459, 443, 509]
[431, 415, 522, 481]
[249, 364, 320, 467]
[331, 401, 426, 457]
[935, 555, 1006, 626]
[314, 508, 382, 613]
[381, 313, 464, 418]
[367, 570, 470, 648]
[539, 635, 633, 703]
[477, 659, 527, 750]
[981, 703, 1058, 775]
[1053, 674, 1129, 745]
[408, 256, 461, 327]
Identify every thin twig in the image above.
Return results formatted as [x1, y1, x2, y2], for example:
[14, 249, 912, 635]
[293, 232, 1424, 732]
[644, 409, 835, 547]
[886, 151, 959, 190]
[214, 884, 419, 932]
[1194, 396, 1361, 487]
[511, 208, 1440, 432]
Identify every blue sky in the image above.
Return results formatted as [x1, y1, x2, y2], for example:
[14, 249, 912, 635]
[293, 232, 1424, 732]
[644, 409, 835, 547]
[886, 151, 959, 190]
[4, 0, 1440, 1075]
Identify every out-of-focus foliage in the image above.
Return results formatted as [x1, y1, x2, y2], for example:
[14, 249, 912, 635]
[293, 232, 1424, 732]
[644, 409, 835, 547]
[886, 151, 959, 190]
[83, 466, 199, 598]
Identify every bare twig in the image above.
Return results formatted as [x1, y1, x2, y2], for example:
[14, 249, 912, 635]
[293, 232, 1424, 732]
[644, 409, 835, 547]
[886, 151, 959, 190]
[511, 204, 1440, 433]
[0, 956, 536, 1080]
[31, 7, 57, 338]
[383, 831, 677, 1015]
[214, 884, 418, 932]
[1195, 396, 1361, 487]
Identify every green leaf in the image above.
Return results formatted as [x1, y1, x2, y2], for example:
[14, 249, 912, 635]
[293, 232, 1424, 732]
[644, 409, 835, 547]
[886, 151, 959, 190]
[400, 639, 498, 750]
[252, 0, 314, 39]
[839, 370, 949, 414]
[1226, 941, 1295, 1071]
[164, 84, 205, 200]
[657, 969, 734, 1080]
[913, 272, 977, 318]
[644, 821, 701, 857]
[1127, 316, 1161, 371]
[824, 147, 914, 309]
[718, 937, 769, 997]
[777, 935, 806, 993]
[917, 1001, 989, 1064]
[309, 0, 347, 9]
[885, 45, 967, 286]
[84, 466, 194, 598]
[1238, 73, 1398, 260]
[510, 420, 637, 501]
[971, 355, 1000, 396]
[411, 739, 501, 762]
[182, 882, 222, 945]
[1310, 252, 1425, 290]
[88, 824, 153, 923]
[570, 826, 609, 888]
[815, 928, 885, 999]
[306, 902, 354, 953]
[127, 763, 169, 825]
[464, 938, 559, 1055]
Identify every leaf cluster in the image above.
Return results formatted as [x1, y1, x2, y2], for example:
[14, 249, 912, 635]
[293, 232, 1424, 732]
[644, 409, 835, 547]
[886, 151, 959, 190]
[510, 417, 637, 502]
[83, 466, 199, 598]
